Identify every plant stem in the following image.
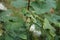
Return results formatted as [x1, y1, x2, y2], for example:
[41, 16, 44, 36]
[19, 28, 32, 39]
[27, 0, 30, 10]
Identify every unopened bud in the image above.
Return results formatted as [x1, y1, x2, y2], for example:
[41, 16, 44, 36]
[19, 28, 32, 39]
[0, 3, 7, 11]
[29, 24, 35, 32]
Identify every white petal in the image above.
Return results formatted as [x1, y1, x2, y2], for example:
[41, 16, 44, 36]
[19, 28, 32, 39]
[29, 24, 35, 32]
[0, 3, 7, 10]
[33, 30, 41, 37]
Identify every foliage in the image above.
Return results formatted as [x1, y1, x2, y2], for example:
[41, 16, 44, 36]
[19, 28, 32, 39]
[0, 0, 60, 40]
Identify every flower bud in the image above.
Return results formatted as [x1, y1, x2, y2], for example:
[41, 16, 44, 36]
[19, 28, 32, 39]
[29, 24, 35, 32]
[0, 3, 7, 11]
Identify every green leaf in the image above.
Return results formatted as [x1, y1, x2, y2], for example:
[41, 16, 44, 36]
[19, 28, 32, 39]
[19, 34, 27, 39]
[43, 18, 56, 37]
[31, 0, 56, 14]
[11, 0, 27, 8]
[43, 18, 55, 30]
[5, 34, 13, 40]
[46, 34, 54, 40]
[45, 14, 60, 27]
